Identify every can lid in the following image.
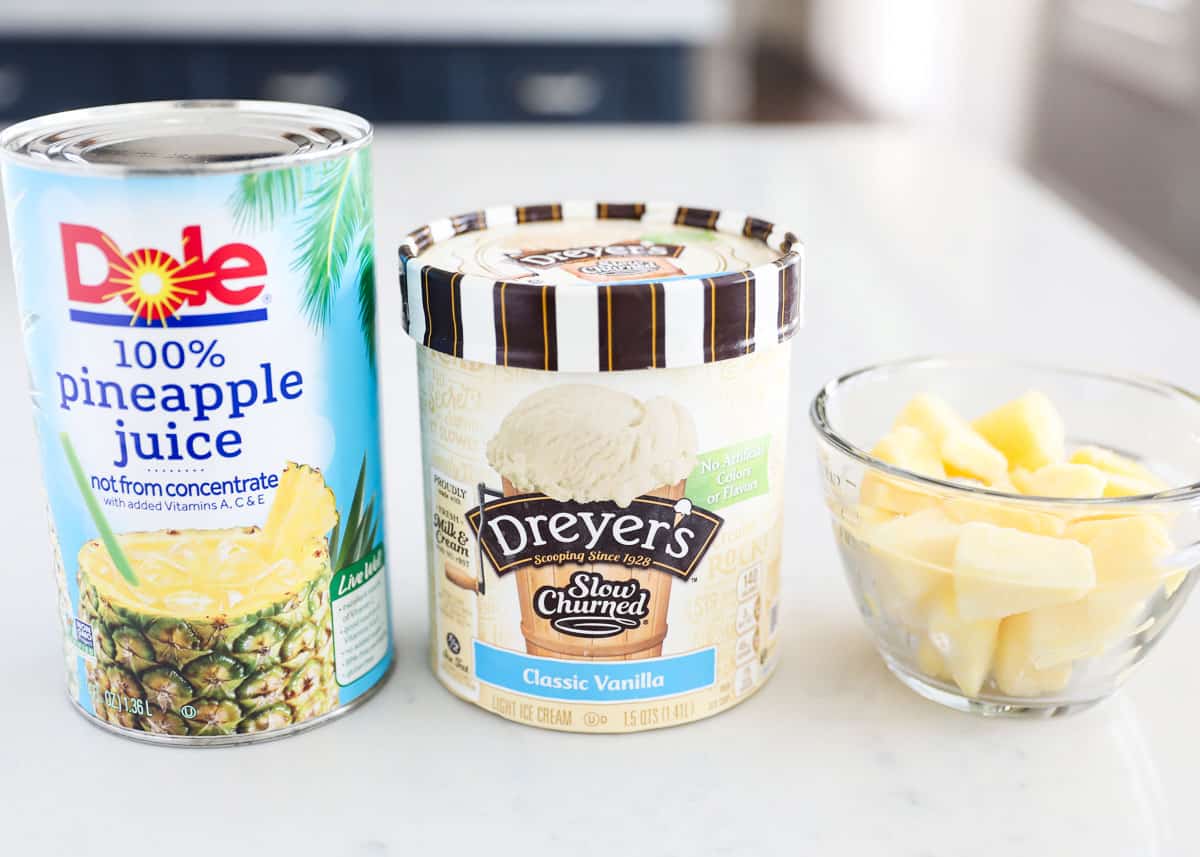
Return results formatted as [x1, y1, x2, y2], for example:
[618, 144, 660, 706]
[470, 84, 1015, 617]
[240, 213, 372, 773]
[399, 201, 804, 372]
[0, 100, 371, 175]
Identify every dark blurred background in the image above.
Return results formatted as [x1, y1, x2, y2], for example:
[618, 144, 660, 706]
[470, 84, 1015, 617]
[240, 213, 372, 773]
[3, 0, 1197, 289]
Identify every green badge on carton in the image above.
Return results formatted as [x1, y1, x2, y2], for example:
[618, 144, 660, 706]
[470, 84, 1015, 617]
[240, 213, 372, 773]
[686, 436, 770, 511]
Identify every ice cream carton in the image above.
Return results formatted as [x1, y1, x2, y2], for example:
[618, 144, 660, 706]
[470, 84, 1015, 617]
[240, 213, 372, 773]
[401, 202, 803, 731]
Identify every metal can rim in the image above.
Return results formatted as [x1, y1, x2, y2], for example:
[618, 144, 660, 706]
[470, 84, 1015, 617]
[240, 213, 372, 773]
[0, 99, 372, 176]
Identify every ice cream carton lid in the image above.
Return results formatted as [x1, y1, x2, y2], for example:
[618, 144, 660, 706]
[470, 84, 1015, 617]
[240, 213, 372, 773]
[398, 201, 804, 372]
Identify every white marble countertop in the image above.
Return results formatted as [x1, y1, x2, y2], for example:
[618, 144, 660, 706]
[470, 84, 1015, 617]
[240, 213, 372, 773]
[2, 125, 1198, 856]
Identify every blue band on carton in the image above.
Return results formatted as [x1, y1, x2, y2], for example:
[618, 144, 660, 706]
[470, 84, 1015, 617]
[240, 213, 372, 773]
[474, 641, 716, 703]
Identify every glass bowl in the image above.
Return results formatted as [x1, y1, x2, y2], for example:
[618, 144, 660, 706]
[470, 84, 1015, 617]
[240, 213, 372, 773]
[811, 357, 1200, 717]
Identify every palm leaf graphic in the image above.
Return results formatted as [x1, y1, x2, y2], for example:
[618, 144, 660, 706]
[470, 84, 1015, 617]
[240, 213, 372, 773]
[293, 157, 370, 329]
[356, 241, 377, 361]
[227, 151, 375, 359]
[328, 455, 379, 571]
[230, 167, 306, 231]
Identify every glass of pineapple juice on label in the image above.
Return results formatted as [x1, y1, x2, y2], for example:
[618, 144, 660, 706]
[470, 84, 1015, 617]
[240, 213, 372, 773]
[812, 358, 1200, 716]
[1, 101, 393, 744]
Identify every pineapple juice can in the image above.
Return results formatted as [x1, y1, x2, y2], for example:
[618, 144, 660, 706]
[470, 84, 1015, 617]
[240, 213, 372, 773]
[1, 101, 393, 744]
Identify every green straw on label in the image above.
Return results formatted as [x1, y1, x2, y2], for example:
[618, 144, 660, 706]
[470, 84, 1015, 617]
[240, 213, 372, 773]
[60, 432, 139, 587]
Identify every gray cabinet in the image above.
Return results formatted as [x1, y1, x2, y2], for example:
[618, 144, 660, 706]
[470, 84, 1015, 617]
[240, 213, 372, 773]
[1029, 0, 1200, 284]
[0, 39, 690, 123]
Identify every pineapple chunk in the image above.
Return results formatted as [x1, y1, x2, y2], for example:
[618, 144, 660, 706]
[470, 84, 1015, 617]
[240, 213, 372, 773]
[916, 637, 950, 681]
[942, 428, 1009, 485]
[1070, 445, 1155, 480]
[1069, 447, 1167, 497]
[942, 496, 1066, 537]
[952, 522, 1095, 620]
[848, 504, 897, 528]
[894, 393, 968, 445]
[1064, 515, 1173, 584]
[892, 392, 1008, 484]
[860, 426, 945, 515]
[1102, 472, 1164, 498]
[860, 473, 938, 516]
[1010, 467, 1036, 494]
[926, 587, 1000, 697]
[992, 613, 1073, 697]
[990, 471, 1018, 492]
[972, 391, 1065, 471]
[870, 508, 960, 567]
[1020, 580, 1155, 669]
[870, 426, 945, 477]
[867, 509, 959, 614]
[1022, 463, 1107, 499]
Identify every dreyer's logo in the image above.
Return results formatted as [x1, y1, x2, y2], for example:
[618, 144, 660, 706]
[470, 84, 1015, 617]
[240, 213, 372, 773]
[508, 241, 685, 281]
[61, 223, 269, 327]
[466, 493, 722, 639]
[467, 493, 722, 579]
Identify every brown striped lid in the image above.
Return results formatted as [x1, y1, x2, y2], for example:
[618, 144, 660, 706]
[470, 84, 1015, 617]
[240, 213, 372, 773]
[399, 201, 804, 372]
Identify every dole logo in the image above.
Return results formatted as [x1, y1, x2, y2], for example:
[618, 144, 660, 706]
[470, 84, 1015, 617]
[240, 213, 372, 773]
[62, 223, 269, 327]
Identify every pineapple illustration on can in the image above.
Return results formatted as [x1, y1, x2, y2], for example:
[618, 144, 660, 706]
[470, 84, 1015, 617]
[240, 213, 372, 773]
[1, 101, 392, 744]
[402, 202, 804, 731]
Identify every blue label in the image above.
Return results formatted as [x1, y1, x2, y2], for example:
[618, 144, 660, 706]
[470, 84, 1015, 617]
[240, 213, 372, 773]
[474, 641, 716, 702]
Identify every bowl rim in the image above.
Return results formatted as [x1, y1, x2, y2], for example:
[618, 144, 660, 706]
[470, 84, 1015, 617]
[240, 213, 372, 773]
[809, 355, 1200, 506]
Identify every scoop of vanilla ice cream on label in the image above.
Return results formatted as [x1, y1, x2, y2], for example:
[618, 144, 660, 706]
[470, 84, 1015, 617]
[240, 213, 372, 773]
[486, 384, 697, 507]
